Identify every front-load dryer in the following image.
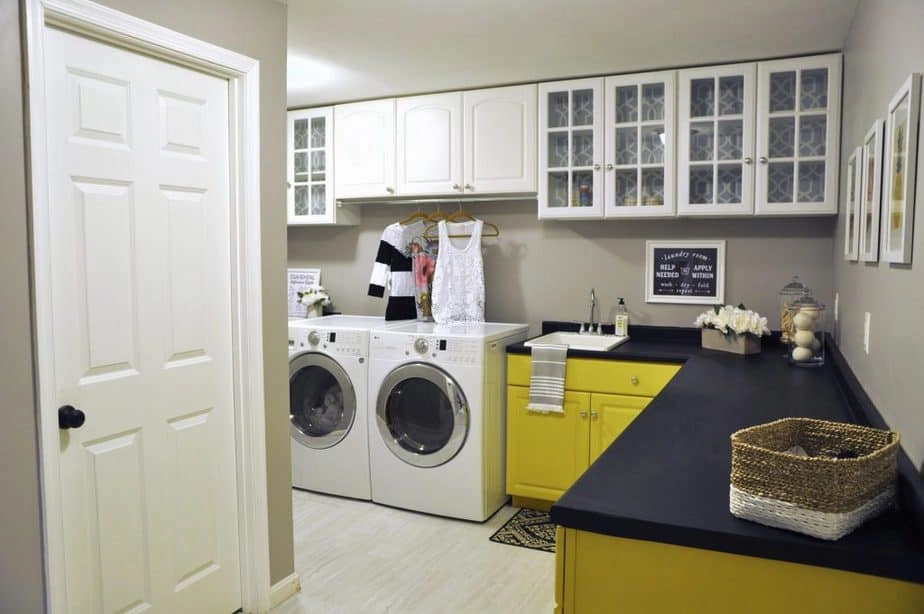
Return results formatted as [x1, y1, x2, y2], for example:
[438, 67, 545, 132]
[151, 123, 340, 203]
[368, 321, 528, 521]
[288, 315, 394, 500]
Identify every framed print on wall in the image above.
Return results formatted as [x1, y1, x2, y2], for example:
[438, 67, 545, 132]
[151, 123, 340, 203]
[645, 240, 726, 304]
[844, 146, 861, 261]
[858, 120, 884, 262]
[880, 73, 921, 264]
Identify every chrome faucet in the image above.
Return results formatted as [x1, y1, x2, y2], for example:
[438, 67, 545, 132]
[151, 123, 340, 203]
[585, 288, 598, 334]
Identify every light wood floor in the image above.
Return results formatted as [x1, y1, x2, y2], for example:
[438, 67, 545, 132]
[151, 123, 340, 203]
[271, 488, 555, 614]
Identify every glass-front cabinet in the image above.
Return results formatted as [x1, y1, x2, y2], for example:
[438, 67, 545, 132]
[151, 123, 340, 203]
[538, 79, 604, 219]
[287, 107, 357, 225]
[604, 71, 676, 218]
[754, 55, 841, 215]
[678, 63, 756, 216]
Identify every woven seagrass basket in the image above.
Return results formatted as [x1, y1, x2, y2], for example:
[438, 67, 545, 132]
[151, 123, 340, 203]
[730, 417, 900, 540]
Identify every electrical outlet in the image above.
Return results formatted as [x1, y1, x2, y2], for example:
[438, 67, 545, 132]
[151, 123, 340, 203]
[863, 312, 871, 354]
[834, 292, 839, 322]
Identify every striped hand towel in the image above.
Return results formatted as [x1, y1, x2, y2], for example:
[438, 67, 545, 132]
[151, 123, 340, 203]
[526, 344, 568, 413]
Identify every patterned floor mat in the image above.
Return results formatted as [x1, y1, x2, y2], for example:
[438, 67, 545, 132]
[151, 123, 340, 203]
[489, 508, 556, 553]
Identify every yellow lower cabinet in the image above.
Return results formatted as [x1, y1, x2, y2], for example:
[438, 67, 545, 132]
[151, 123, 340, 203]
[588, 393, 650, 465]
[506, 386, 590, 502]
[557, 528, 924, 613]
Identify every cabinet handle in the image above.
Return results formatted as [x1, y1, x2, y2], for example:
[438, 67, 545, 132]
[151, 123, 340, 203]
[606, 163, 614, 171]
[464, 184, 474, 191]
[386, 186, 395, 194]
[743, 157, 753, 165]
[759, 156, 769, 164]
[580, 410, 588, 419]
[630, 376, 639, 385]
[593, 164, 601, 171]
[452, 184, 461, 191]
[591, 410, 599, 420]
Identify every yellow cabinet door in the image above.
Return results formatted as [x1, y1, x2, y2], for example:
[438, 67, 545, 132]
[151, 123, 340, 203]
[506, 386, 590, 502]
[588, 393, 651, 465]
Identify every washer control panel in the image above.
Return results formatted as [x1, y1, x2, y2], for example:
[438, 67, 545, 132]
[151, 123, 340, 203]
[292, 328, 368, 357]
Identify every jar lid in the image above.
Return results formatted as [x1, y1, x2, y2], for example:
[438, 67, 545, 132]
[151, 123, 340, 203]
[790, 289, 824, 311]
[779, 275, 807, 296]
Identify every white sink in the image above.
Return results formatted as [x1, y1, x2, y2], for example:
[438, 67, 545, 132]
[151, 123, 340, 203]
[524, 331, 629, 352]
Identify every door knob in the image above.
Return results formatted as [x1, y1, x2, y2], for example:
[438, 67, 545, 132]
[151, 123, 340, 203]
[58, 405, 86, 430]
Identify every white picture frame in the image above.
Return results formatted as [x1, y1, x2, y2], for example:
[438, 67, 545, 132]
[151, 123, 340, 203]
[287, 268, 321, 317]
[645, 240, 726, 305]
[880, 73, 921, 264]
[844, 146, 862, 261]
[858, 120, 884, 262]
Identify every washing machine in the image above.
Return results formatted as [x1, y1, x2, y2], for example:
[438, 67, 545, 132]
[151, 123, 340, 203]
[288, 315, 396, 500]
[368, 321, 529, 521]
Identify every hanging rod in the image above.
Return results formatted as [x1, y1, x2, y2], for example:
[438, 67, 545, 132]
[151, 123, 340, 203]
[336, 193, 536, 206]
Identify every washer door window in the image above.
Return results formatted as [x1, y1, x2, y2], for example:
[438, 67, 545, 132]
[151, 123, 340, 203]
[290, 352, 356, 449]
[377, 362, 469, 468]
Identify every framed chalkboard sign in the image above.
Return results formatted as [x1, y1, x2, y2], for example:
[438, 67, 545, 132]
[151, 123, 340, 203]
[645, 240, 726, 304]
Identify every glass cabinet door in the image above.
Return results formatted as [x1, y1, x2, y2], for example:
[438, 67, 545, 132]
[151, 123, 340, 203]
[604, 71, 676, 218]
[538, 79, 604, 219]
[678, 64, 756, 215]
[288, 107, 356, 225]
[755, 55, 841, 215]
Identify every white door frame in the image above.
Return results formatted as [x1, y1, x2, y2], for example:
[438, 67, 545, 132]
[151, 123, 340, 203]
[23, 0, 271, 611]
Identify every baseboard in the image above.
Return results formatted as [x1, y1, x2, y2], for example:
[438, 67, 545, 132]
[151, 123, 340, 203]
[270, 572, 301, 609]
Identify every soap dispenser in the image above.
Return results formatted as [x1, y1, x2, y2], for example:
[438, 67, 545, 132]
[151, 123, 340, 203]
[614, 298, 629, 337]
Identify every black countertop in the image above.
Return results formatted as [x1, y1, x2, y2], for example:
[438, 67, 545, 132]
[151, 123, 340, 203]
[508, 324, 924, 584]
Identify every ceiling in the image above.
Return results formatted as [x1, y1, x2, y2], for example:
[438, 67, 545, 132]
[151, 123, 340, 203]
[286, 0, 859, 109]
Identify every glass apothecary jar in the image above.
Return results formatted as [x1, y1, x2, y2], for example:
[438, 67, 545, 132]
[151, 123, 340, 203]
[778, 275, 807, 348]
[786, 295, 826, 367]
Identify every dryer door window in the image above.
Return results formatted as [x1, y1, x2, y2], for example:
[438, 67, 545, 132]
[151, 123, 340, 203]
[289, 352, 356, 449]
[376, 362, 469, 468]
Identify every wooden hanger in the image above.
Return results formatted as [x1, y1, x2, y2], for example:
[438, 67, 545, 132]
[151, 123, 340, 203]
[423, 206, 500, 239]
[400, 207, 430, 225]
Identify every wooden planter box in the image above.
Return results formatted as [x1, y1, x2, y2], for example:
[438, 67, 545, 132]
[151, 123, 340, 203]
[701, 328, 761, 355]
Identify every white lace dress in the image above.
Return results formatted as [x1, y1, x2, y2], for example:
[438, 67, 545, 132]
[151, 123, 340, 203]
[431, 220, 485, 323]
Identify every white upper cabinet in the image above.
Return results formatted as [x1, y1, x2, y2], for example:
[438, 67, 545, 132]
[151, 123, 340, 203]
[678, 63, 757, 216]
[604, 71, 676, 218]
[287, 107, 357, 225]
[754, 54, 841, 215]
[397, 92, 463, 196]
[538, 78, 605, 219]
[334, 99, 396, 198]
[463, 84, 537, 194]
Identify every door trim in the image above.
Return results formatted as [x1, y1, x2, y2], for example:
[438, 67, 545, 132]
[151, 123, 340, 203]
[23, 0, 270, 612]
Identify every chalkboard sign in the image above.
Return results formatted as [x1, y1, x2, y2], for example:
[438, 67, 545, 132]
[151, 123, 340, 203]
[645, 241, 725, 304]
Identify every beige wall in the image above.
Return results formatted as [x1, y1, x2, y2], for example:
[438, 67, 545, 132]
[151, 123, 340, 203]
[0, 1, 46, 610]
[5, 0, 293, 596]
[289, 202, 835, 338]
[836, 0, 924, 471]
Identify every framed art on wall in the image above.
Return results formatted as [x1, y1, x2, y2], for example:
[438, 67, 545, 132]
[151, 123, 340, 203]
[858, 120, 883, 262]
[645, 240, 726, 304]
[844, 146, 861, 261]
[880, 73, 921, 264]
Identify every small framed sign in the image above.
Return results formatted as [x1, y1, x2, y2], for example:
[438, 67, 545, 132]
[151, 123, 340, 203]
[645, 240, 725, 305]
[287, 268, 321, 317]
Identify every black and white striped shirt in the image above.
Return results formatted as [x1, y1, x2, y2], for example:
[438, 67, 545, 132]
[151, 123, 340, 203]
[368, 221, 423, 320]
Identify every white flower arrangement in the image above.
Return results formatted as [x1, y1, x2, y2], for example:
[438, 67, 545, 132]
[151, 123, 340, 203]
[297, 286, 331, 309]
[694, 304, 770, 338]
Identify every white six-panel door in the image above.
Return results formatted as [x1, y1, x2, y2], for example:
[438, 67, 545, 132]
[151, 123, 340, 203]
[44, 26, 240, 613]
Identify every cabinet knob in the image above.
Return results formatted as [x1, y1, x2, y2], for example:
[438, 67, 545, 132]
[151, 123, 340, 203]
[591, 410, 599, 420]
[743, 157, 753, 165]
[386, 186, 395, 194]
[630, 376, 639, 385]
[593, 164, 601, 171]
[759, 156, 769, 164]
[606, 163, 614, 171]
[464, 184, 474, 191]
[452, 184, 461, 191]
[580, 410, 588, 419]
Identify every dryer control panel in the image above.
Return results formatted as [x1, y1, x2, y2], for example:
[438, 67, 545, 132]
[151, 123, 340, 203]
[292, 328, 368, 357]
[371, 333, 484, 364]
